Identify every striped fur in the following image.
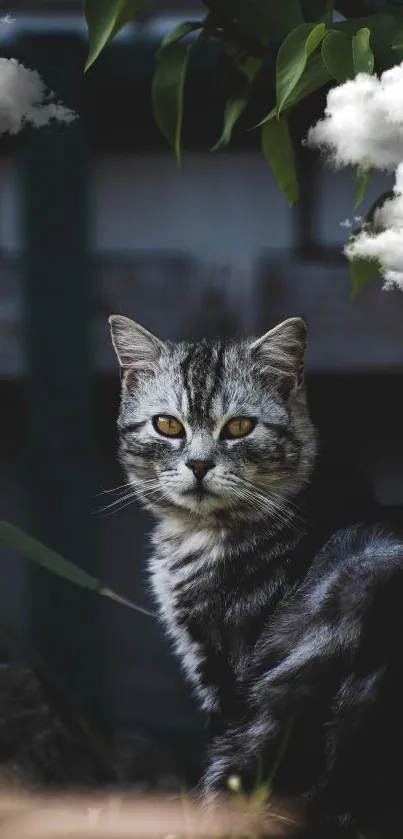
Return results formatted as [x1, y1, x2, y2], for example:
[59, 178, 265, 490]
[110, 315, 403, 839]
[109, 316, 316, 713]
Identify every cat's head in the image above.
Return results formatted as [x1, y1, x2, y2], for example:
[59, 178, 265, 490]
[109, 316, 317, 523]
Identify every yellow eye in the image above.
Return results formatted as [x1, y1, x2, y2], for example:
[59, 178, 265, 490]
[153, 415, 185, 438]
[222, 417, 256, 439]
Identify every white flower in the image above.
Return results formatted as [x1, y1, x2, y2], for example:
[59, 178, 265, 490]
[307, 63, 403, 170]
[307, 63, 403, 290]
[344, 163, 403, 289]
[0, 57, 76, 135]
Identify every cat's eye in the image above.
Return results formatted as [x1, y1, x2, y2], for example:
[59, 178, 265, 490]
[221, 417, 256, 440]
[153, 415, 185, 438]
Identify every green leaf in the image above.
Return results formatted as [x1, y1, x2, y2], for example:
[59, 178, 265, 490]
[365, 188, 395, 226]
[261, 116, 299, 205]
[276, 22, 326, 115]
[265, 714, 295, 792]
[202, 0, 303, 40]
[333, 13, 398, 71]
[84, 0, 144, 71]
[392, 28, 403, 57]
[257, 52, 331, 127]
[237, 56, 264, 83]
[300, 0, 333, 21]
[157, 21, 203, 57]
[286, 51, 332, 106]
[257, 107, 276, 128]
[321, 30, 355, 82]
[350, 257, 380, 298]
[337, 1, 403, 18]
[224, 43, 263, 82]
[0, 520, 154, 617]
[352, 27, 374, 74]
[213, 91, 249, 151]
[347, 188, 392, 296]
[0, 520, 99, 590]
[152, 42, 192, 164]
[354, 165, 372, 210]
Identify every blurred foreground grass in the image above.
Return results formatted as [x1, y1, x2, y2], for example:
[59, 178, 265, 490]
[0, 789, 299, 839]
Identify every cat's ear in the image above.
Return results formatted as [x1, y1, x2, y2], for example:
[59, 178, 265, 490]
[109, 315, 164, 374]
[250, 317, 307, 395]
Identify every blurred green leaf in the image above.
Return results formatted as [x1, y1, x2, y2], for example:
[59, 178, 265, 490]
[84, 0, 144, 70]
[261, 116, 299, 205]
[203, 0, 303, 40]
[276, 22, 326, 115]
[355, 165, 372, 209]
[237, 55, 264, 82]
[322, 30, 355, 82]
[224, 43, 263, 82]
[0, 520, 99, 590]
[300, 0, 333, 21]
[152, 42, 192, 164]
[337, 1, 403, 18]
[213, 90, 250, 150]
[392, 28, 403, 56]
[350, 257, 380, 297]
[157, 21, 203, 57]
[352, 27, 374, 73]
[0, 520, 154, 616]
[251, 714, 294, 806]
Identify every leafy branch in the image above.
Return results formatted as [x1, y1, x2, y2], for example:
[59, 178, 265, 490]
[83, 0, 403, 290]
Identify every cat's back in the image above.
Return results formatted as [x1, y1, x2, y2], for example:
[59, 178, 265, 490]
[250, 521, 403, 688]
[309, 521, 403, 616]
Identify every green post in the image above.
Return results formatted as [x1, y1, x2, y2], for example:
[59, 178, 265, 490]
[19, 33, 100, 718]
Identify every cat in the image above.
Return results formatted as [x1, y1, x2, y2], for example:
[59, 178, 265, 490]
[109, 313, 403, 839]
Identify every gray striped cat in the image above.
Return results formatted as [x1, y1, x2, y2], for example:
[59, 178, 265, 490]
[110, 314, 403, 839]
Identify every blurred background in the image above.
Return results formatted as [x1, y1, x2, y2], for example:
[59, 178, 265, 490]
[1, 0, 403, 786]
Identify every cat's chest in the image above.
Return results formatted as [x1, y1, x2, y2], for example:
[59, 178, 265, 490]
[149, 528, 271, 657]
[150, 526, 239, 643]
[150, 539, 225, 633]
[148, 524, 292, 712]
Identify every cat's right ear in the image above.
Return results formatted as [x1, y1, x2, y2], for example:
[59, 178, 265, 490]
[109, 315, 164, 375]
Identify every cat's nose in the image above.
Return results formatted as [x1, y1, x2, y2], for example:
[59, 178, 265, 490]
[186, 459, 215, 480]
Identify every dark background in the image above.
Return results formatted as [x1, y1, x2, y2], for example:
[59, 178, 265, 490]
[0, 0, 403, 779]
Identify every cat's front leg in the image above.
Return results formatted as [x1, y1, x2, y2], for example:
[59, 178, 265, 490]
[202, 711, 280, 795]
[206, 709, 227, 740]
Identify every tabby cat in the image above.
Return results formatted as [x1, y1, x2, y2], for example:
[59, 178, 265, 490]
[110, 314, 403, 839]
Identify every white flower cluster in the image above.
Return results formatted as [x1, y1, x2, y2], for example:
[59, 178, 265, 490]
[0, 57, 76, 136]
[308, 63, 403, 290]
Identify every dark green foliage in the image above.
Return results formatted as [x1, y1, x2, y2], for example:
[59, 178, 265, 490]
[83, 0, 403, 290]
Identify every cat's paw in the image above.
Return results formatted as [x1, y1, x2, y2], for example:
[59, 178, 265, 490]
[202, 731, 257, 796]
[202, 713, 281, 797]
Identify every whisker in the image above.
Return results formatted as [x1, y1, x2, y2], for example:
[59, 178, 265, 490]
[94, 492, 138, 515]
[230, 477, 305, 529]
[236, 476, 303, 517]
[94, 480, 162, 515]
[96, 477, 160, 498]
[94, 482, 133, 498]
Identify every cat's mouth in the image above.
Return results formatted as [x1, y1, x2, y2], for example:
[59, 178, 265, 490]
[183, 486, 217, 499]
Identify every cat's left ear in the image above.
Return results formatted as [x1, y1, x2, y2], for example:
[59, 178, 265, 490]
[109, 315, 164, 375]
[250, 317, 307, 395]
